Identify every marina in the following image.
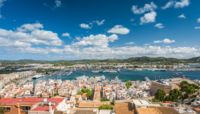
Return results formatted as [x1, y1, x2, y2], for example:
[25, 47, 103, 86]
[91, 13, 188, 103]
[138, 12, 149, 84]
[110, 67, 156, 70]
[39, 70, 200, 81]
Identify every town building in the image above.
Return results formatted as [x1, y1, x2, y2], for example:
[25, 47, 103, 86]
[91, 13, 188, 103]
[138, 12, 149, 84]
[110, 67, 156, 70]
[0, 98, 65, 114]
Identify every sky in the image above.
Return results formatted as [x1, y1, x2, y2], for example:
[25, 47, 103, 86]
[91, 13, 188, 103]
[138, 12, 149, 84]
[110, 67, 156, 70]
[0, 0, 200, 60]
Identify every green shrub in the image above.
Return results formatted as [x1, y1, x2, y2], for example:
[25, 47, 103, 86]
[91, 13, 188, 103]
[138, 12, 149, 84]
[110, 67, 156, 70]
[98, 104, 113, 110]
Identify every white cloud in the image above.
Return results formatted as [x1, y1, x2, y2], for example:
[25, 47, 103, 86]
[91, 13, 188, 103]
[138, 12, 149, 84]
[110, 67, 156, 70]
[0, 23, 63, 54]
[79, 20, 105, 29]
[162, 0, 190, 9]
[175, 0, 190, 8]
[108, 25, 130, 35]
[0, 23, 199, 59]
[178, 14, 186, 19]
[72, 34, 118, 48]
[194, 26, 200, 30]
[17, 23, 43, 32]
[60, 35, 199, 59]
[162, 1, 174, 9]
[154, 38, 175, 44]
[131, 2, 157, 14]
[140, 11, 157, 24]
[61, 34, 198, 59]
[197, 18, 200, 23]
[154, 23, 165, 29]
[62, 32, 70, 37]
[63, 44, 200, 59]
[80, 23, 91, 29]
[0, 25, 200, 59]
[95, 20, 105, 26]
[131, 2, 157, 25]
[55, 0, 62, 8]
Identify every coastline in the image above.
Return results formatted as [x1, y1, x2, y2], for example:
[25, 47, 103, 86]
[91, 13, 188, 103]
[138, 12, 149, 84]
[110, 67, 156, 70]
[39, 69, 200, 81]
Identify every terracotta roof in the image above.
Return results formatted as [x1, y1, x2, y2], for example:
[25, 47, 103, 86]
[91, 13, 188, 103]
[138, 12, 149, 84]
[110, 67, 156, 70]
[193, 107, 200, 113]
[0, 98, 42, 105]
[31, 98, 63, 111]
[0, 98, 63, 106]
[78, 101, 104, 108]
[136, 107, 179, 114]
[114, 102, 135, 114]
[75, 110, 97, 114]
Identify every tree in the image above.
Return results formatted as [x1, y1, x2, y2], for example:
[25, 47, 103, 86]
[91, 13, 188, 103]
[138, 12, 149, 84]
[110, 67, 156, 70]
[78, 88, 93, 98]
[166, 89, 181, 102]
[101, 98, 109, 102]
[98, 104, 113, 110]
[153, 82, 200, 103]
[154, 89, 166, 101]
[180, 81, 188, 88]
[180, 81, 199, 98]
[125, 80, 132, 89]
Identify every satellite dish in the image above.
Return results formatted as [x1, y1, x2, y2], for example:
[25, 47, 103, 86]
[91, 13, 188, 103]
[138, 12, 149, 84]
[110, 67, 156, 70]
[48, 102, 52, 106]
[43, 98, 48, 103]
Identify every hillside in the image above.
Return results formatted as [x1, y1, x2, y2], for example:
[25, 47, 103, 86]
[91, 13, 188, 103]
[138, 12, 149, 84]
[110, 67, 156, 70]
[0, 56, 199, 66]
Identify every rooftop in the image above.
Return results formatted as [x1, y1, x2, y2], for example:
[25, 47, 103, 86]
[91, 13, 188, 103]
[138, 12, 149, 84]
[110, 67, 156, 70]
[136, 107, 179, 114]
[132, 99, 150, 108]
[0, 98, 63, 106]
[78, 101, 104, 108]
[114, 102, 135, 114]
[74, 109, 97, 114]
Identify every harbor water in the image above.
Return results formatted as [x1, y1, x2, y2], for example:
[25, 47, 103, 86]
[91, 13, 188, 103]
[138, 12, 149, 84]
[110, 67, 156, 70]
[40, 70, 200, 81]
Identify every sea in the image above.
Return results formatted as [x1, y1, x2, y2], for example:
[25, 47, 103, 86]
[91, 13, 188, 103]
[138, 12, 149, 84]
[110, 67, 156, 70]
[39, 70, 200, 81]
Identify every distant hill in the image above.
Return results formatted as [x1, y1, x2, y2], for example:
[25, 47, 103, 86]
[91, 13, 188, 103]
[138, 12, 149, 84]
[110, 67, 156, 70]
[187, 57, 200, 63]
[0, 56, 199, 65]
[126, 57, 184, 63]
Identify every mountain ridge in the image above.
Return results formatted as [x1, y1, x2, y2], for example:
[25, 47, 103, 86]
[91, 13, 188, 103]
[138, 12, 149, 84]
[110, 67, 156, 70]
[0, 56, 199, 65]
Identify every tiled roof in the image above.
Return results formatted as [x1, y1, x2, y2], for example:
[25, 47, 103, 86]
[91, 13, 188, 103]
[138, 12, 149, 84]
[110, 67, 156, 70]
[0, 98, 63, 106]
[136, 107, 179, 114]
[75, 110, 97, 114]
[78, 101, 103, 108]
[31, 98, 63, 111]
[114, 102, 135, 114]
[193, 107, 200, 113]
[0, 98, 42, 105]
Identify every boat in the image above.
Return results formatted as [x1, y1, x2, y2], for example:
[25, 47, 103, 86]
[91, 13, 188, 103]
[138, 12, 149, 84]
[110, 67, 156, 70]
[92, 70, 100, 73]
[145, 76, 150, 81]
[66, 70, 73, 75]
[32, 74, 44, 79]
[103, 69, 117, 73]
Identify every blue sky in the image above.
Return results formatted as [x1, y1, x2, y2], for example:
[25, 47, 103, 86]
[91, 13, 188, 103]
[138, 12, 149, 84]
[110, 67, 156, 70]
[0, 0, 200, 60]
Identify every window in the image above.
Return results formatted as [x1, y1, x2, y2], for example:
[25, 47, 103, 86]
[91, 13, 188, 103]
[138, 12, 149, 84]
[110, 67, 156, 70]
[20, 106, 31, 112]
[0, 107, 11, 112]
